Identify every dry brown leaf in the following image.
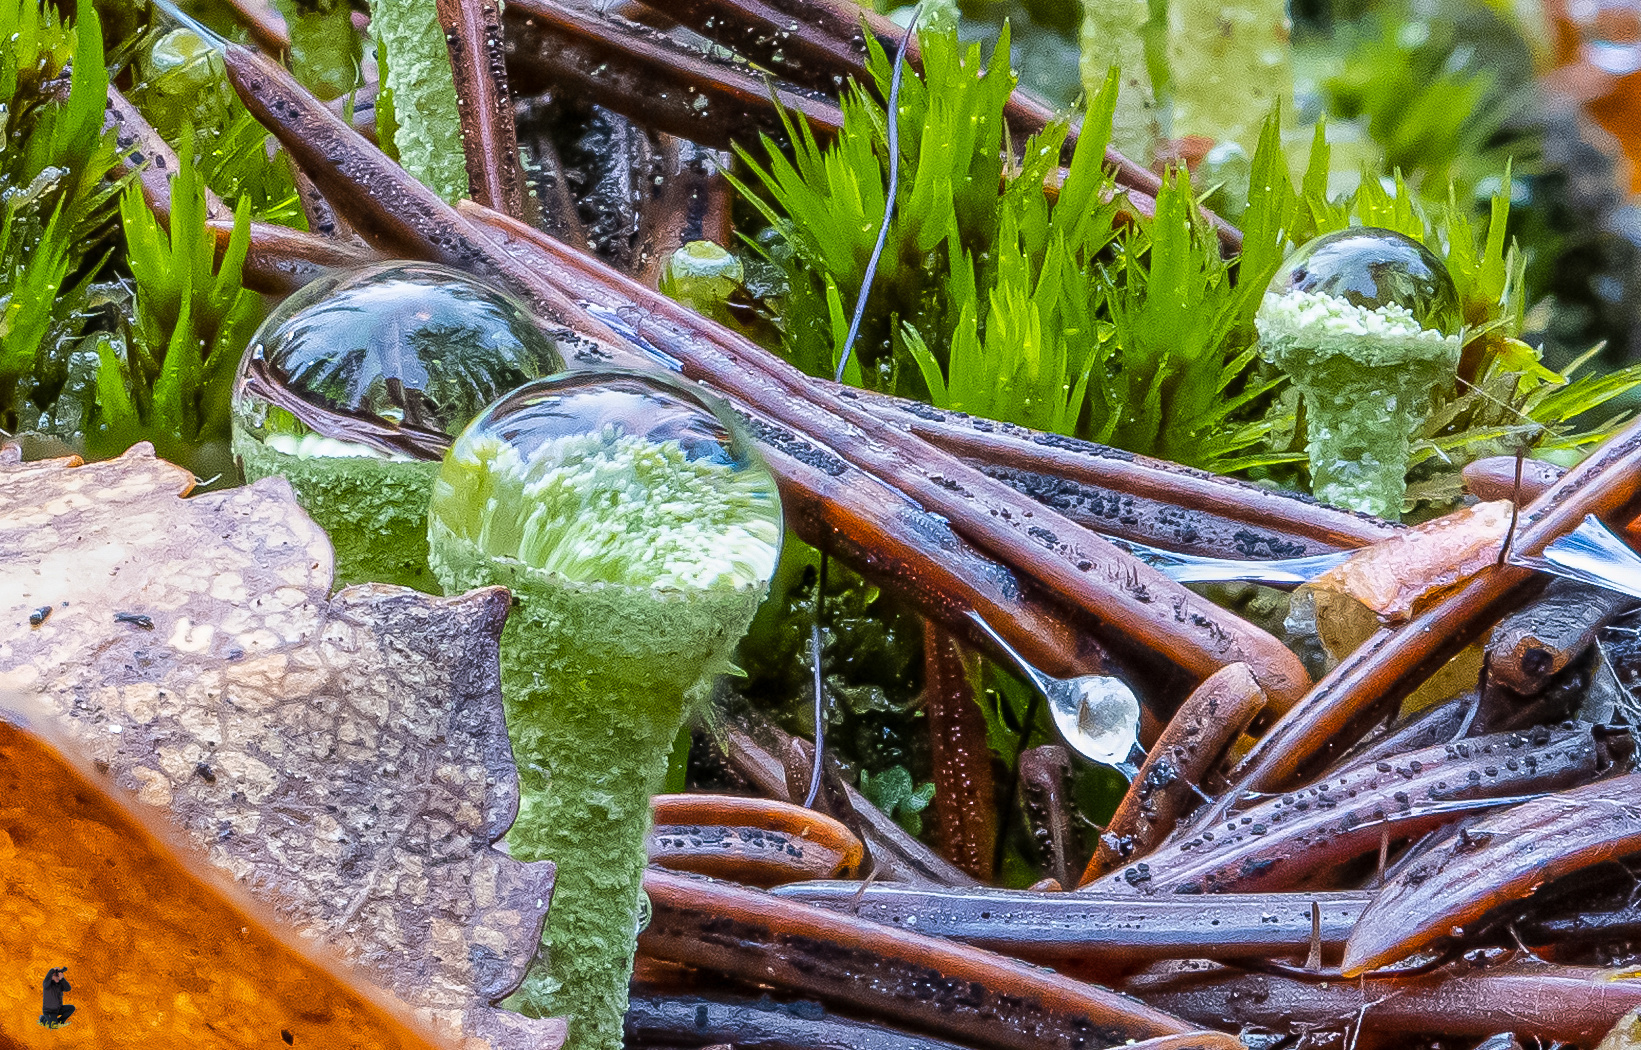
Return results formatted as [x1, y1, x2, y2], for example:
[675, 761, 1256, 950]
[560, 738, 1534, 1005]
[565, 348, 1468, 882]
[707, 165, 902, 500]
[0, 444, 560, 1050]
[2, 691, 479, 1050]
[1290, 500, 1513, 710]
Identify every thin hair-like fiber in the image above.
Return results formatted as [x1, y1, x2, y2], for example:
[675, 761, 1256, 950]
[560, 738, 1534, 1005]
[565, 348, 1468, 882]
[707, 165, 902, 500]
[807, 4, 924, 810]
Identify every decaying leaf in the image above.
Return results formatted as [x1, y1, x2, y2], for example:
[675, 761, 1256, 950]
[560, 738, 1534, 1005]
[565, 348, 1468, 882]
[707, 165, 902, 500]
[1, 692, 465, 1049]
[1597, 1005, 1641, 1050]
[0, 444, 561, 1050]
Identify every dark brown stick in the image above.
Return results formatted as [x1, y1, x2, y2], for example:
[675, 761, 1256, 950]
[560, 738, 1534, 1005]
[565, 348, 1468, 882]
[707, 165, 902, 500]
[222, 40, 587, 309]
[208, 218, 381, 296]
[501, 0, 1181, 241]
[924, 626, 997, 882]
[223, 0, 291, 52]
[504, 0, 844, 153]
[632, 0, 1243, 252]
[324, 78, 381, 143]
[227, 42, 1307, 708]
[222, 211, 1387, 562]
[777, 733, 979, 888]
[626, 991, 988, 1050]
[104, 86, 228, 219]
[290, 164, 355, 243]
[1463, 454, 1575, 503]
[640, 869, 1200, 1050]
[1018, 746, 1077, 890]
[866, 400, 1401, 556]
[220, 47, 1127, 681]
[1080, 663, 1265, 885]
[514, 96, 591, 249]
[636, 137, 733, 288]
[1483, 579, 1634, 697]
[646, 793, 863, 886]
[1093, 724, 1620, 896]
[1343, 767, 1641, 974]
[627, 993, 1244, 1050]
[107, 84, 376, 295]
[1127, 961, 1641, 1045]
[772, 881, 1371, 966]
[723, 712, 979, 888]
[435, 0, 534, 220]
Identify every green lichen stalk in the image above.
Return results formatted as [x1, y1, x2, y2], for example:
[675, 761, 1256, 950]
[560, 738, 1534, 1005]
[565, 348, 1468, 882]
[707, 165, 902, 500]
[1165, 0, 1292, 158]
[428, 399, 779, 1050]
[367, 0, 466, 201]
[1079, 0, 1160, 159]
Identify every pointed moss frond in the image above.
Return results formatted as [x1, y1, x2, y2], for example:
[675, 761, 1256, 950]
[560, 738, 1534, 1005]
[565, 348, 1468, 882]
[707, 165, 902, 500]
[733, 34, 1271, 471]
[86, 129, 264, 475]
[131, 21, 305, 226]
[0, 1, 126, 436]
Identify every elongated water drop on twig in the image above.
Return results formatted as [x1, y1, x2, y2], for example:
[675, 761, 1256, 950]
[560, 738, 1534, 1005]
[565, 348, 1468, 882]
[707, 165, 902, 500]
[965, 612, 1145, 779]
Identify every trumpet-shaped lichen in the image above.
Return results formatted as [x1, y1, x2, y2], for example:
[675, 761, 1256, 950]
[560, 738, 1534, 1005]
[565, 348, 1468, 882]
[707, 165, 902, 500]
[1166, 0, 1292, 158]
[234, 429, 442, 589]
[426, 372, 780, 1050]
[442, 426, 780, 591]
[658, 241, 745, 328]
[1255, 228, 1462, 518]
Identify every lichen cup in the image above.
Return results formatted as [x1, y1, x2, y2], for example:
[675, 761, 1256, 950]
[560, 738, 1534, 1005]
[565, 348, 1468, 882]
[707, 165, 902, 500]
[426, 369, 782, 1050]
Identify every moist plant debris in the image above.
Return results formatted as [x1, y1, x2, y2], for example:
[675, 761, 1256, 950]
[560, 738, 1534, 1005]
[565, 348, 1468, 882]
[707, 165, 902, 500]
[12, 0, 1641, 1048]
[0, 694, 481, 1050]
[0, 445, 560, 1050]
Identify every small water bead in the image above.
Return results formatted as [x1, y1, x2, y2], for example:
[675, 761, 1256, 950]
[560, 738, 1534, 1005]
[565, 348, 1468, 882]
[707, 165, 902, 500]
[658, 241, 744, 324]
[430, 370, 783, 593]
[1266, 227, 1461, 338]
[232, 262, 566, 458]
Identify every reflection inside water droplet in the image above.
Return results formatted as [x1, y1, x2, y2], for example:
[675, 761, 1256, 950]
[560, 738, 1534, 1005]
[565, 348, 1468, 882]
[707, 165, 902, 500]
[429, 369, 783, 592]
[232, 261, 566, 458]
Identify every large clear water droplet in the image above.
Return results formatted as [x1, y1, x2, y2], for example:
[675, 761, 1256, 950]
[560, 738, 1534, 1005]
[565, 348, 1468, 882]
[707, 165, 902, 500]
[429, 369, 783, 592]
[232, 261, 566, 458]
[1267, 227, 1461, 335]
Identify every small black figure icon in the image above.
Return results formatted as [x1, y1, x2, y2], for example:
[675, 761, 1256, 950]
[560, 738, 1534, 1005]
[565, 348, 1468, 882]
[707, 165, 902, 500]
[40, 966, 74, 1029]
